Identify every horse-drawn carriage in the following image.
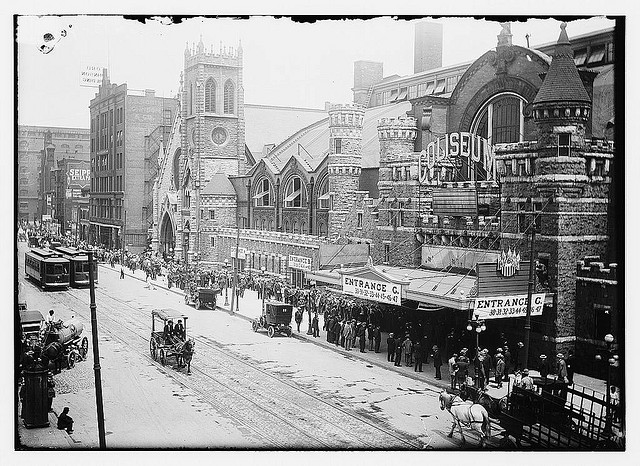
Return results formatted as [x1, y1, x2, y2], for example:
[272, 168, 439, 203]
[184, 284, 218, 310]
[251, 300, 293, 338]
[149, 309, 194, 374]
[19, 309, 43, 349]
[41, 318, 89, 369]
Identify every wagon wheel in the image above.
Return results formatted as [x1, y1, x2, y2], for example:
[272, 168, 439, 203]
[67, 351, 77, 369]
[195, 298, 201, 310]
[267, 326, 275, 338]
[80, 337, 89, 360]
[159, 349, 166, 366]
[150, 338, 157, 360]
[252, 321, 258, 332]
[499, 396, 508, 414]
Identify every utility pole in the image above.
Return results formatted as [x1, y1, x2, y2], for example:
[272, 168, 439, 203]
[523, 202, 537, 370]
[87, 251, 106, 449]
[230, 216, 241, 313]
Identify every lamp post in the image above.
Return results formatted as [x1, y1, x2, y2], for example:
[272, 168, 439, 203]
[467, 314, 487, 388]
[223, 259, 229, 306]
[260, 266, 266, 312]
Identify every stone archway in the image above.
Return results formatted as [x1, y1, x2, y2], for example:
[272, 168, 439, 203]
[159, 211, 176, 258]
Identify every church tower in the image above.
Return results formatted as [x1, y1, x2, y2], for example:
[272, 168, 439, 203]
[327, 103, 365, 238]
[176, 37, 246, 262]
[497, 23, 613, 363]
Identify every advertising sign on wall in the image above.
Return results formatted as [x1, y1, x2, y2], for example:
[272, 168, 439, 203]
[80, 64, 104, 87]
[66, 161, 91, 190]
[342, 275, 402, 306]
[473, 293, 546, 320]
[288, 254, 312, 271]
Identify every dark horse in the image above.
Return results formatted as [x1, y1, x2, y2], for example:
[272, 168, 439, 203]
[175, 339, 195, 374]
[41, 342, 64, 372]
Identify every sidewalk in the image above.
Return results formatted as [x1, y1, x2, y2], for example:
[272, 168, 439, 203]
[16, 405, 76, 449]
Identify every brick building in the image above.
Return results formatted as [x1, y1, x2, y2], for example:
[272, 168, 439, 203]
[17, 125, 89, 223]
[89, 70, 177, 252]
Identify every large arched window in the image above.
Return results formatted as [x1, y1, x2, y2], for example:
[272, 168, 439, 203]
[205, 78, 216, 113]
[172, 148, 182, 190]
[254, 178, 271, 207]
[316, 176, 330, 210]
[224, 80, 235, 114]
[284, 220, 290, 233]
[471, 93, 525, 144]
[284, 176, 307, 208]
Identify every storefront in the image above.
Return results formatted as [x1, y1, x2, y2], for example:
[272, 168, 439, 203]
[288, 254, 312, 288]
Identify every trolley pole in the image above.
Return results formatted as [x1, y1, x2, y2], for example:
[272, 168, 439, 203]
[523, 220, 536, 371]
[87, 251, 106, 449]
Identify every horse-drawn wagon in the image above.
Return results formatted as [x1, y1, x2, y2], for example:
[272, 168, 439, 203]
[251, 300, 293, 338]
[149, 309, 194, 374]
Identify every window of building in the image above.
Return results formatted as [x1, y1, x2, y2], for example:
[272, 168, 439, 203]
[587, 45, 606, 65]
[557, 133, 571, 157]
[292, 221, 298, 234]
[224, 80, 235, 114]
[389, 89, 399, 102]
[19, 189, 28, 196]
[594, 304, 612, 341]
[334, 138, 342, 154]
[20, 202, 29, 210]
[357, 212, 363, 229]
[382, 91, 390, 105]
[408, 85, 417, 99]
[425, 81, 436, 95]
[472, 93, 525, 155]
[190, 83, 194, 115]
[205, 78, 216, 113]
[209, 209, 215, 220]
[261, 219, 266, 230]
[284, 220, 290, 232]
[446, 75, 460, 93]
[606, 42, 614, 63]
[533, 202, 542, 231]
[434, 79, 446, 94]
[384, 244, 390, 263]
[317, 178, 330, 209]
[574, 48, 588, 66]
[254, 178, 271, 207]
[284, 176, 306, 208]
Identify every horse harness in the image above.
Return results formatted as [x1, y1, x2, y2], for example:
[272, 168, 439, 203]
[446, 395, 485, 425]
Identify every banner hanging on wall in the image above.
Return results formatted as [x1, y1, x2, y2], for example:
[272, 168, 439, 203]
[342, 274, 402, 306]
[473, 293, 546, 320]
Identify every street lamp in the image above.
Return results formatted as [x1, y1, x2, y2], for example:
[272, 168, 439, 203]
[467, 314, 487, 388]
[260, 266, 266, 312]
[223, 259, 230, 306]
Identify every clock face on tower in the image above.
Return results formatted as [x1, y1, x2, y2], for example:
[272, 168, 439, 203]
[211, 126, 228, 145]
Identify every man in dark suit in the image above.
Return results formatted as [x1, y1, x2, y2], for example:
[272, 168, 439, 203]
[174, 319, 185, 340]
[433, 345, 443, 380]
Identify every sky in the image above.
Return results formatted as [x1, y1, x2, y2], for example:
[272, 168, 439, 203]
[17, 15, 615, 129]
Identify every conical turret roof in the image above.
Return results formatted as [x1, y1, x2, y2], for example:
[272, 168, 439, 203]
[533, 22, 591, 105]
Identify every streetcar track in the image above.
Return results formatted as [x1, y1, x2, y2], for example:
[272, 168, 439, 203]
[87, 283, 423, 449]
[22, 269, 425, 448]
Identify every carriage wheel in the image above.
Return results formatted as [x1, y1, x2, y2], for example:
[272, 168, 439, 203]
[67, 351, 77, 369]
[80, 337, 89, 360]
[159, 349, 166, 366]
[195, 298, 201, 310]
[267, 326, 275, 338]
[150, 338, 157, 360]
[252, 321, 258, 332]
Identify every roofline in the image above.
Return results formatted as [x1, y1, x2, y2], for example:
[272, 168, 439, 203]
[18, 124, 90, 132]
[244, 103, 327, 113]
[533, 27, 615, 51]
[372, 60, 474, 89]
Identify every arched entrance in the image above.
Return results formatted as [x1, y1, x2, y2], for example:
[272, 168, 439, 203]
[159, 212, 176, 259]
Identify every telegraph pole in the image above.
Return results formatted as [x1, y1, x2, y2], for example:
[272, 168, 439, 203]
[523, 208, 537, 370]
[87, 251, 106, 449]
[230, 216, 241, 313]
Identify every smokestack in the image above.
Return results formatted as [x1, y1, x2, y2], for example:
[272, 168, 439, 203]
[414, 22, 443, 74]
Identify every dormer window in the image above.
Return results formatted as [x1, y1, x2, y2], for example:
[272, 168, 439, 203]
[558, 133, 571, 157]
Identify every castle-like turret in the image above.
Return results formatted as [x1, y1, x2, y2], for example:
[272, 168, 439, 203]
[327, 103, 365, 236]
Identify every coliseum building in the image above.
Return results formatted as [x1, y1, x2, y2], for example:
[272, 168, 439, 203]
[151, 22, 619, 373]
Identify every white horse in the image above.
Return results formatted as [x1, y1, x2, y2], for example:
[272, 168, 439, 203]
[439, 390, 492, 447]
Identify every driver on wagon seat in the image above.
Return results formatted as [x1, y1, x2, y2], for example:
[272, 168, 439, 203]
[174, 319, 185, 341]
[163, 320, 174, 342]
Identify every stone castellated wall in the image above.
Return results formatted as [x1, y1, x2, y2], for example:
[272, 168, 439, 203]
[327, 103, 365, 238]
[574, 256, 618, 378]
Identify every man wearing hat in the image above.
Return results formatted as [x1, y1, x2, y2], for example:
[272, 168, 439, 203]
[174, 319, 185, 341]
[538, 354, 550, 379]
[482, 349, 492, 387]
[521, 369, 535, 391]
[387, 333, 396, 362]
[495, 353, 505, 388]
[556, 353, 569, 399]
